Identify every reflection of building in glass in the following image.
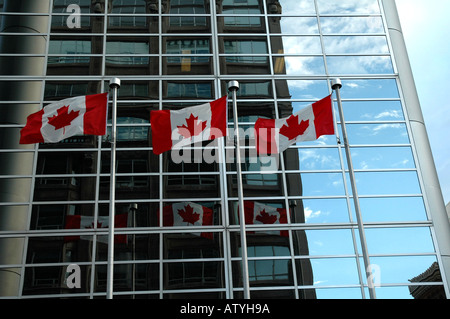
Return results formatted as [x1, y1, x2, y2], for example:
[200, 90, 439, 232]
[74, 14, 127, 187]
[409, 262, 446, 299]
[0, 0, 449, 299]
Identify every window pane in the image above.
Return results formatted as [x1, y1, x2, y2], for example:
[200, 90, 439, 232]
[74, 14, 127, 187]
[320, 16, 384, 34]
[354, 171, 421, 195]
[302, 258, 360, 286]
[294, 229, 355, 256]
[365, 227, 435, 254]
[317, 0, 380, 14]
[280, 17, 319, 34]
[327, 56, 394, 75]
[346, 123, 409, 145]
[339, 79, 399, 99]
[294, 172, 345, 196]
[272, 36, 322, 54]
[300, 198, 350, 223]
[279, 0, 316, 15]
[349, 147, 415, 170]
[341, 101, 404, 122]
[323, 36, 389, 54]
[359, 197, 428, 222]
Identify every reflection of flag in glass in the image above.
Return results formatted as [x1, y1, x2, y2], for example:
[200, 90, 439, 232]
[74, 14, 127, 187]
[254, 94, 334, 154]
[64, 214, 128, 243]
[162, 202, 213, 239]
[240, 201, 288, 237]
[150, 96, 227, 155]
[20, 93, 108, 144]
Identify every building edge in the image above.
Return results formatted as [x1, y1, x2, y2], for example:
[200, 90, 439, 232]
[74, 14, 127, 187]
[382, 0, 450, 297]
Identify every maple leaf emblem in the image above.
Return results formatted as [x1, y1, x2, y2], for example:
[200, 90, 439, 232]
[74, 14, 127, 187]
[177, 114, 207, 139]
[47, 105, 80, 134]
[255, 209, 278, 224]
[178, 204, 200, 225]
[279, 115, 309, 140]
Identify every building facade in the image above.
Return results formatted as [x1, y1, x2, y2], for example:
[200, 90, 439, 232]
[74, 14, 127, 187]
[0, 0, 449, 299]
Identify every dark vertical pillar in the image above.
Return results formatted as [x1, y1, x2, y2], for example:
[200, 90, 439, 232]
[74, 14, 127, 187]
[0, 0, 50, 296]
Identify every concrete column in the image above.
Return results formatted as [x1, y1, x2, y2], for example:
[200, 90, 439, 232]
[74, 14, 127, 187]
[382, 0, 450, 297]
[0, 0, 50, 297]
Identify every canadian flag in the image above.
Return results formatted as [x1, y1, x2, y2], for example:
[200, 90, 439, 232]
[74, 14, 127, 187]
[162, 202, 213, 239]
[20, 92, 108, 144]
[254, 94, 334, 154]
[241, 201, 289, 237]
[64, 214, 128, 244]
[150, 96, 227, 155]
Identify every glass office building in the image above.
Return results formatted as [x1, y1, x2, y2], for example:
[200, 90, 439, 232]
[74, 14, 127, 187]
[0, 0, 449, 299]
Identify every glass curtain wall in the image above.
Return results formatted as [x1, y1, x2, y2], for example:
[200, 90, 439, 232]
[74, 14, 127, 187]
[0, 0, 447, 299]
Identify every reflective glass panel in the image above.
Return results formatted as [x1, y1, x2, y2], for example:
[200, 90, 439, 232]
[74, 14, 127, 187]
[278, 80, 329, 101]
[354, 171, 421, 195]
[317, 0, 380, 14]
[365, 227, 435, 254]
[279, 17, 319, 34]
[301, 257, 360, 286]
[295, 229, 355, 256]
[297, 147, 341, 171]
[282, 56, 326, 75]
[339, 79, 399, 99]
[341, 101, 404, 122]
[323, 36, 389, 54]
[359, 197, 428, 222]
[272, 36, 322, 54]
[320, 16, 384, 34]
[349, 147, 415, 170]
[327, 56, 394, 75]
[368, 255, 442, 287]
[279, 0, 316, 15]
[346, 123, 409, 145]
[292, 172, 345, 196]
[300, 198, 350, 223]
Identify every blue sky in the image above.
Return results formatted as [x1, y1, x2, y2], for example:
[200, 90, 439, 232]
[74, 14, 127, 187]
[396, 0, 450, 205]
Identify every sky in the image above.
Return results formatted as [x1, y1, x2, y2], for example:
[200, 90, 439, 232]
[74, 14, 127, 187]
[395, 0, 450, 205]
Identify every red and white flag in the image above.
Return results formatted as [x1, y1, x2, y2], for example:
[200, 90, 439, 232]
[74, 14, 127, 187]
[150, 96, 227, 155]
[163, 202, 213, 239]
[20, 92, 108, 144]
[254, 95, 334, 154]
[241, 201, 288, 237]
[64, 214, 128, 244]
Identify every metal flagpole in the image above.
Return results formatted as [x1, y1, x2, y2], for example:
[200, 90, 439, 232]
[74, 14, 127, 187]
[228, 81, 251, 299]
[107, 77, 120, 299]
[331, 78, 376, 299]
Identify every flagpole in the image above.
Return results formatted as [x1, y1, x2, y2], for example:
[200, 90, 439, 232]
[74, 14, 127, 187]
[331, 78, 376, 299]
[228, 81, 250, 299]
[107, 77, 120, 299]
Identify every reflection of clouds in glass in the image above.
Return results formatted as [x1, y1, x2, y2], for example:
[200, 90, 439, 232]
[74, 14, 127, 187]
[327, 56, 393, 75]
[304, 206, 328, 222]
[298, 149, 340, 170]
[280, 17, 319, 34]
[282, 36, 322, 54]
[317, 0, 380, 14]
[361, 110, 403, 120]
[341, 79, 400, 99]
[285, 56, 325, 75]
[281, 0, 316, 15]
[320, 16, 384, 34]
[352, 147, 415, 169]
[323, 36, 389, 54]
[370, 123, 403, 135]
